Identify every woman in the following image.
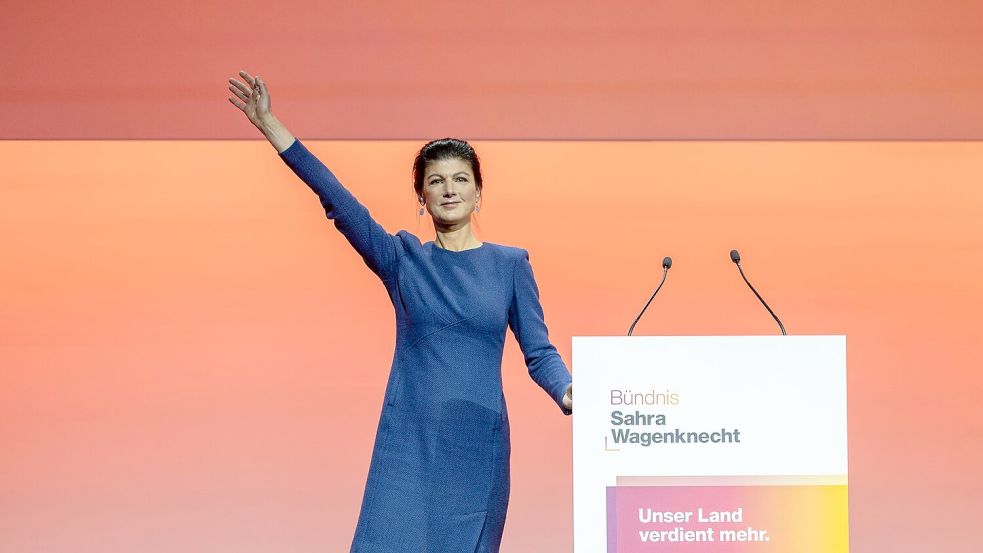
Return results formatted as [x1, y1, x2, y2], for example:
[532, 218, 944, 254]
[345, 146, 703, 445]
[227, 70, 573, 553]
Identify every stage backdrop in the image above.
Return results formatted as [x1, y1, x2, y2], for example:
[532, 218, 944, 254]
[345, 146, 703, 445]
[2, 2, 983, 553]
[2, 140, 981, 552]
[3, 1, 983, 139]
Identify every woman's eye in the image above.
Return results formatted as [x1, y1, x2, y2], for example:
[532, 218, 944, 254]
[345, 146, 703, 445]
[456, 177, 467, 182]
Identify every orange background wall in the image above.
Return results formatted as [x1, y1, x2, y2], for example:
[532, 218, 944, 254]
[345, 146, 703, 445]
[3, 141, 981, 552]
[2, 1, 983, 552]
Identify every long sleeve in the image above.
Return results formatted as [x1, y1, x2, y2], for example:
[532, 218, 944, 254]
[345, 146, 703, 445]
[278, 138, 398, 282]
[507, 249, 573, 416]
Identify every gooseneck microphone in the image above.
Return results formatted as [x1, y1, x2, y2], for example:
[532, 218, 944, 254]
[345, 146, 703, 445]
[628, 256, 672, 336]
[729, 249, 786, 335]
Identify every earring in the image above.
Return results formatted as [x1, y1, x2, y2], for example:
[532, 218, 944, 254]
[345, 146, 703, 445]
[418, 199, 425, 216]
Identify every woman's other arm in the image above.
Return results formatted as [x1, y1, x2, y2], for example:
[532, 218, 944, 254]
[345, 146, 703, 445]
[508, 250, 573, 415]
[228, 70, 398, 282]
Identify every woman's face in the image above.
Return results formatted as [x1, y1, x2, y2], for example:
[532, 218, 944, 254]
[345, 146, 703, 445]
[420, 157, 480, 225]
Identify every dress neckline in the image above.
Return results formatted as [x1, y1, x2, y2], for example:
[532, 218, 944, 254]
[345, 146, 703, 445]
[429, 241, 487, 254]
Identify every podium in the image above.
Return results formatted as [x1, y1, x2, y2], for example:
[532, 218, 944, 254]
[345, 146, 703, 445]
[572, 336, 848, 553]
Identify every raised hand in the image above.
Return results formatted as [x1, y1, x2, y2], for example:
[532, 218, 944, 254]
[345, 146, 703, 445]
[228, 70, 272, 129]
[563, 383, 573, 412]
[227, 70, 295, 152]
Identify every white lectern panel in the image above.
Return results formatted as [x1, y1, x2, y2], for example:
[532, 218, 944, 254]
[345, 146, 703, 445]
[572, 336, 848, 553]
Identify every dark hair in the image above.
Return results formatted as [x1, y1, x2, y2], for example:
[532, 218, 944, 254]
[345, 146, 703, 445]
[412, 138, 483, 199]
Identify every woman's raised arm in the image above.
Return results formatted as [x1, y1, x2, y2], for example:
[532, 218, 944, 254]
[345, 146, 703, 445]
[228, 70, 399, 282]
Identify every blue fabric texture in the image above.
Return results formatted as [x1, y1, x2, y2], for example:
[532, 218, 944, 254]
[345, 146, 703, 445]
[278, 139, 572, 553]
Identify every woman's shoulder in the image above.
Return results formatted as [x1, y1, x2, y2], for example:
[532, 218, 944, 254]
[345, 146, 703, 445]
[394, 229, 423, 245]
[482, 241, 529, 261]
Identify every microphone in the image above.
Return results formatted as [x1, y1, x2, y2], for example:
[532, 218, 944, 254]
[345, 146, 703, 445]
[628, 256, 672, 336]
[729, 249, 786, 335]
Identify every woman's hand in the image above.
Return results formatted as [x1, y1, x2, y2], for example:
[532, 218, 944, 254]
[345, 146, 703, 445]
[227, 70, 296, 153]
[228, 69, 272, 129]
[562, 383, 573, 412]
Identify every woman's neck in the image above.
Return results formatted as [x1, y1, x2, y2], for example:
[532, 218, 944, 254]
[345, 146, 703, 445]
[433, 223, 482, 252]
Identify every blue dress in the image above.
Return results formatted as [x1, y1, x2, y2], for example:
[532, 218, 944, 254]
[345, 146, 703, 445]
[278, 139, 573, 553]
